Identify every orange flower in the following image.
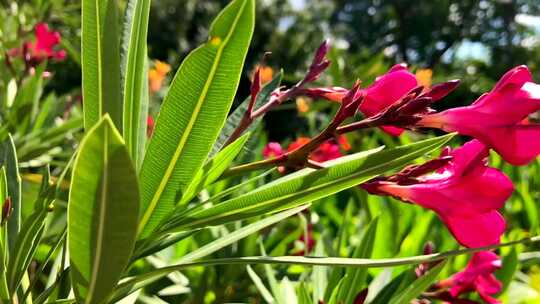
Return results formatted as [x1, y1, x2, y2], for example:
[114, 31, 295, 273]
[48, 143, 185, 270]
[149, 60, 171, 93]
[253, 65, 273, 85]
[415, 68, 433, 88]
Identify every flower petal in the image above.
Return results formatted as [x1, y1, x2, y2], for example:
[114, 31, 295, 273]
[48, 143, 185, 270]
[443, 211, 505, 247]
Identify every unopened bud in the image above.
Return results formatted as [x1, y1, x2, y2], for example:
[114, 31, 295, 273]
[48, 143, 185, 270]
[312, 40, 330, 66]
[423, 241, 435, 255]
[423, 79, 460, 101]
[304, 40, 332, 83]
[397, 156, 453, 180]
[1, 197, 12, 226]
[353, 288, 369, 304]
[398, 97, 434, 115]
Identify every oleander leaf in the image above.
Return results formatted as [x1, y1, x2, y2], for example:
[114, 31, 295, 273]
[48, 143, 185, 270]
[137, 0, 255, 238]
[210, 72, 282, 157]
[111, 205, 308, 302]
[0, 135, 21, 252]
[121, 0, 151, 169]
[68, 116, 139, 304]
[179, 132, 250, 206]
[338, 218, 378, 303]
[82, 0, 122, 130]
[161, 134, 454, 232]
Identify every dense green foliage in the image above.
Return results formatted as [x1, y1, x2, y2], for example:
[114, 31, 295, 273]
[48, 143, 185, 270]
[0, 0, 538, 303]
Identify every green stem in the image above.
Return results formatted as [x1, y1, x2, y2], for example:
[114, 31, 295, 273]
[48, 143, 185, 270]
[117, 235, 540, 294]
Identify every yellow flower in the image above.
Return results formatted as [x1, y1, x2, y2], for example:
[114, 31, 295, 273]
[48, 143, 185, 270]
[296, 97, 310, 113]
[415, 68, 433, 88]
[149, 60, 171, 93]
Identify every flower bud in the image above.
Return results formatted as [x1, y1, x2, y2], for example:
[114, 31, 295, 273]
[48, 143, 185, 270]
[422, 79, 460, 101]
[1, 197, 12, 226]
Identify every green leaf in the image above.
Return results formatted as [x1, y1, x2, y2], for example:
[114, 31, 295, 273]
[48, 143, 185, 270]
[0, 135, 21, 252]
[388, 261, 446, 304]
[210, 72, 282, 157]
[246, 265, 274, 304]
[121, 0, 151, 168]
[327, 277, 345, 304]
[112, 235, 540, 302]
[131, 229, 200, 262]
[82, 0, 122, 130]
[68, 116, 139, 304]
[370, 270, 415, 304]
[495, 247, 518, 294]
[0, 168, 9, 301]
[111, 204, 309, 302]
[338, 218, 378, 304]
[7, 167, 52, 295]
[162, 134, 454, 232]
[179, 133, 250, 206]
[137, 0, 255, 238]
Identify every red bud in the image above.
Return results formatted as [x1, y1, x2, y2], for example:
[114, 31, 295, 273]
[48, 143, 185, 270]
[1, 197, 12, 226]
[423, 79, 460, 101]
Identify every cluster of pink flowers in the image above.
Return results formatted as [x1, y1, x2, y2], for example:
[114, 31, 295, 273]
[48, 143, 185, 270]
[8, 23, 66, 66]
[259, 43, 540, 302]
[263, 135, 350, 163]
[250, 41, 538, 302]
[264, 64, 540, 251]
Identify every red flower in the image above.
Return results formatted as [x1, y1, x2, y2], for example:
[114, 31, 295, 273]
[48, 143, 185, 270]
[439, 251, 502, 304]
[146, 116, 155, 138]
[362, 140, 513, 248]
[418, 65, 540, 165]
[25, 23, 66, 62]
[262, 142, 284, 158]
[291, 224, 315, 255]
[287, 137, 344, 162]
[262, 136, 349, 164]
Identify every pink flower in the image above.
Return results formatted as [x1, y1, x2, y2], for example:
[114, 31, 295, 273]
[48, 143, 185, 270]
[360, 64, 418, 136]
[302, 64, 418, 136]
[262, 142, 284, 158]
[418, 65, 540, 165]
[439, 251, 502, 304]
[362, 140, 513, 248]
[25, 23, 66, 62]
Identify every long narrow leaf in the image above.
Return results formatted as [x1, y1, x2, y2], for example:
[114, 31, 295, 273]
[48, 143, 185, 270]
[111, 204, 309, 302]
[162, 134, 454, 232]
[0, 135, 21, 251]
[122, 0, 151, 167]
[388, 261, 446, 304]
[137, 0, 255, 238]
[210, 72, 282, 156]
[68, 116, 139, 304]
[338, 218, 378, 303]
[82, 0, 122, 130]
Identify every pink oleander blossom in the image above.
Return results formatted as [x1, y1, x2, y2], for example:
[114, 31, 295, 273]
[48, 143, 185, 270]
[302, 64, 417, 136]
[360, 64, 418, 136]
[418, 65, 540, 165]
[362, 140, 513, 248]
[439, 251, 502, 304]
[262, 142, 284, 158]
[25, 23, 66, 63]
